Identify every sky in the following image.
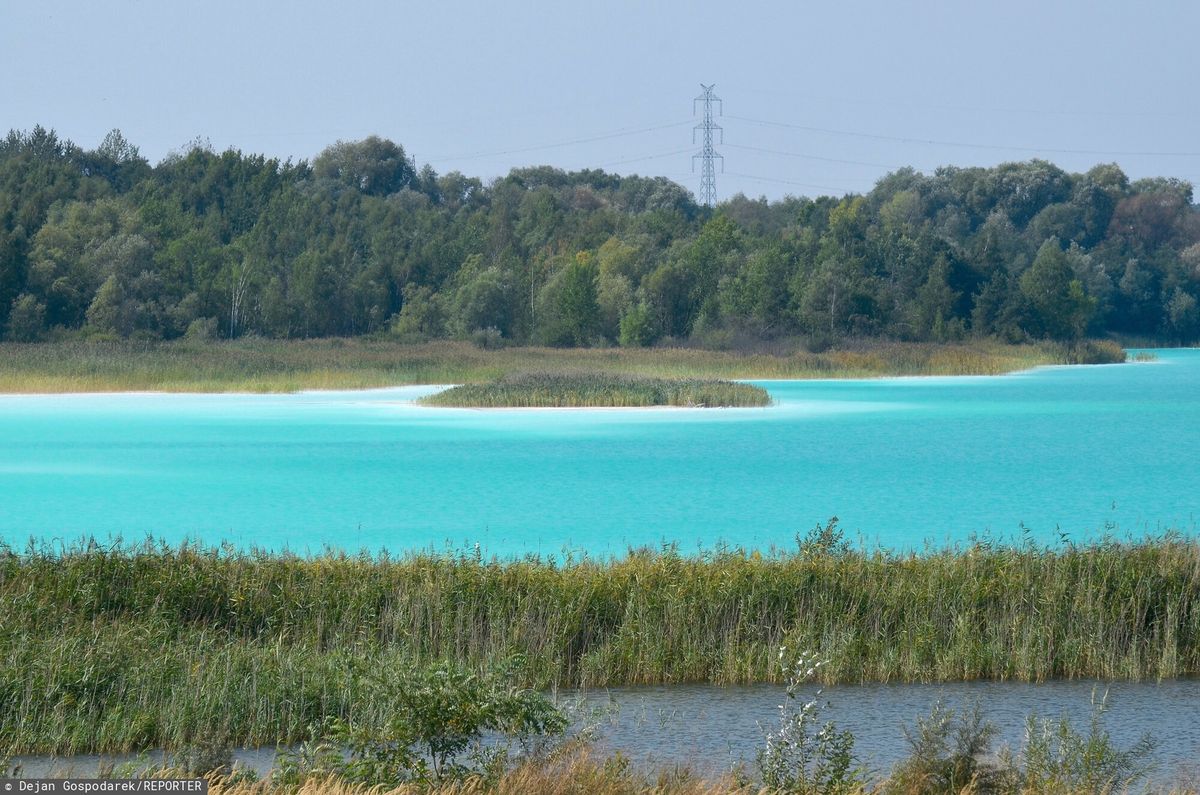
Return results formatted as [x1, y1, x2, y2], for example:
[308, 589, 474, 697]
[4, 0, 1199, 202]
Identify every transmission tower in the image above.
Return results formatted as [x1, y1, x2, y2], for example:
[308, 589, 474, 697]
[692, 84, 723, 207]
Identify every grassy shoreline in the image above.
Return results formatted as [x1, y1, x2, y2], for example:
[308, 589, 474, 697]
[0, 338, 1126, 393]
[1, 533, 1196, 754]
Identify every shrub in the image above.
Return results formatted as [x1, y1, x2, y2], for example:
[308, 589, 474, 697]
[796, 517, 851, 558]
[169, 738, 233, 777]
[184, 317, 219, 341]
[470, 326, 504, 350]
[887, 702, 1004, 794]
[1009, 690, 1157, 794]
[274, 660, 566, 787]
[757, 649, 861, 794]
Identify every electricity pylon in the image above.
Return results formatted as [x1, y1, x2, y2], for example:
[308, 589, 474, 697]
[693, 84, 723, 207]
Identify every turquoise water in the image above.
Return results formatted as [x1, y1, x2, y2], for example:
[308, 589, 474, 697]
[1, 349, 1197, 556]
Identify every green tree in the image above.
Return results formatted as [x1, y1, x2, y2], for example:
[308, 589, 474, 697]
[1020, 239, 1095, 340]
[313, 137, 415, 196]
[718, 244, 793, 332]
[596, 271, 633, 342]
[6, 293, 45, 341]
[971, 269, 1030, 341]
[451, 265, 515, 339]
[618, 302, 656, 347]
[1166, 287, 1199, 342]
[914, 255, 962, 340]
[85, 275, 128, 337]
[390, 284, 445, 341]
[793, 255, 882, 338]
[642, 259, 696, 339]
[4, 124, 1200, 349]
[537, 251, 599, 346]
[26, 198, 135, 329]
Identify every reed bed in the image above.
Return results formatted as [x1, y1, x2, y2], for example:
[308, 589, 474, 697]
[0, 536, 1197, 754]
[0, 338, 1122, 393]
[418, 372, 770, 408]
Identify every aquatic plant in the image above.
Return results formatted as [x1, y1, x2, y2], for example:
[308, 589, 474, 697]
[0, 533, 1197, 754]
[418, 371, 770, 408]
[1054, 339, 1128, 364]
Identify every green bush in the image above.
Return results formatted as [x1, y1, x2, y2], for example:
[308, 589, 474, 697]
[886, 702, 1003, 793]
[273, 660, 566, 787]
[1010, 692, 1156, 794]
[756, 649, 862, 794]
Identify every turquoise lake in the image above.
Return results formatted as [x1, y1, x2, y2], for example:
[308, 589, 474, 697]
[1, 349, 1197, 556]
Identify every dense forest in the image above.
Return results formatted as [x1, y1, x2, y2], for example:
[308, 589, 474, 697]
[2, 125, 1198, 347]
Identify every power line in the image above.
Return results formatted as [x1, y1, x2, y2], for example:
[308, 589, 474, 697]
[725, 85, 1190, 119]
[727, 114, 1200, 158]
[723, 142, 900, 169]
[600, 147, 695, 168]
[724, 172, 847, 194]
[426, 119, 693, 163]
[693, 85, 723, 206]
[657, 170, 851, 195]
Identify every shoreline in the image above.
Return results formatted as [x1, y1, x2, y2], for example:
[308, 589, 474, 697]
[0, 338, 1126, 395]
[0, 352, 1147, 400]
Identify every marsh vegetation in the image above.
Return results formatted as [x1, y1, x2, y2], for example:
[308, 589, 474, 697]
[3, 660, 1175, 794]
[0, 527, 1196, 755]
[418, 372, 770, 408]
[0, 338, 1125, 393]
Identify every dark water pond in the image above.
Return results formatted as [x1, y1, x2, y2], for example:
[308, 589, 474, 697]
[570, 679, 1200, 781]
[13, 679, 1200, 784]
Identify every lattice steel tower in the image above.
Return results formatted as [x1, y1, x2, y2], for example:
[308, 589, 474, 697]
[692, 84, 723, 207]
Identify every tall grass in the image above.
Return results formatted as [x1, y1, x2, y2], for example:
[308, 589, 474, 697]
[0, 338, 1121, 393]
[1, 535, 1197, 754]
[419, 372, 770, 408]
[215, 750, 750, 795]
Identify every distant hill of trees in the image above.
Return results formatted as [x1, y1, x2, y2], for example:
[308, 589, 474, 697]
[2, 126, 1198, 347]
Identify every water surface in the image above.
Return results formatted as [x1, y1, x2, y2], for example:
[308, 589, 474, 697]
[14, 680, 1199, 783]
[1, 350, 1197, 554]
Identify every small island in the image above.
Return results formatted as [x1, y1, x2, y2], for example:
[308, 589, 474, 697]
[418, 371, 771, 408]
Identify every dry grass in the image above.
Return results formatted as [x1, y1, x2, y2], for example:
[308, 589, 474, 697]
[175, 744, 758, 795]
[198, 756, 1199, 795]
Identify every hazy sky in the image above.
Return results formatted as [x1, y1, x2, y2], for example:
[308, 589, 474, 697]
[4, 0, 1198, 201]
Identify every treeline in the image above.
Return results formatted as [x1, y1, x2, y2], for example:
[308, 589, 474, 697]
[2, 125, 1199, 347]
